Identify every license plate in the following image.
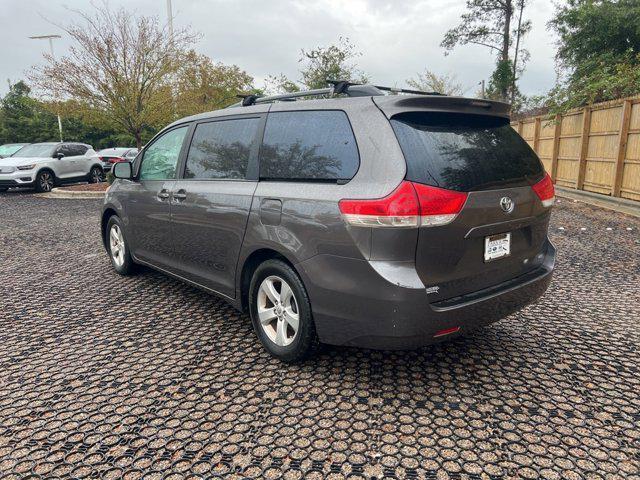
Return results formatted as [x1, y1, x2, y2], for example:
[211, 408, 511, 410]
[484, 233, 511, 262]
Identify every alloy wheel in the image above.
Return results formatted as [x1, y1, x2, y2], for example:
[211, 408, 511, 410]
[39, 172, 54, 192]
[91, 167, 103, 183]
[109, 224, 125, 268]
[257, 275, 300, 347]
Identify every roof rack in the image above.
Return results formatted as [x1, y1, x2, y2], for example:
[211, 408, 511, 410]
[229, 80, 444, 108]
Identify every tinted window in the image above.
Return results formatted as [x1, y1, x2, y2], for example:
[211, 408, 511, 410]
[260, 111, 359, 182]
[185, 118, 260, 179]
[139, 126, 189, 180]
[59, 144, 75, 157]
[69, 144, 88, 156]
[391, 112, 544, 192]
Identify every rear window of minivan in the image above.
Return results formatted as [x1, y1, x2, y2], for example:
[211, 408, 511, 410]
[391, 112, 544, 192]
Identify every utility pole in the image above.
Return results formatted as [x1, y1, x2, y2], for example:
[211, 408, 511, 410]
[166, 0, 174, 40]
[29, 34, 63, 142]
[479, 80, 486, 99]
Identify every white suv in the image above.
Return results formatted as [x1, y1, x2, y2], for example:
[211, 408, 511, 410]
[0, 142, 104, 192]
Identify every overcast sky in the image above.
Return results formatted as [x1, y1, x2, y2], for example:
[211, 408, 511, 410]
[0, 0, 559, 97]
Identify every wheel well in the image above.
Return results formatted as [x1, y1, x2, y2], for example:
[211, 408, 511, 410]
[240, 249, 293, 312]
[36, 167, 56, 179]
[101, 208, 118, 250]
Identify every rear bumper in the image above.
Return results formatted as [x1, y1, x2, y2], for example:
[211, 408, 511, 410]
[297, 241, 555, 350]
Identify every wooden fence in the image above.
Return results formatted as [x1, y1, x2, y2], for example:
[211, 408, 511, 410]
[512, 95, 640, 201]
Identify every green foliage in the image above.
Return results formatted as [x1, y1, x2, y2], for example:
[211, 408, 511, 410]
[0, 80, 141, 149]
[266, 37, 368, 94]
[0, 81, 58, 143]
[486, 59, 524, 108]
[547, 0, 640, 112]
[441, 0, 530, 103]
[406, 70, 465, 96]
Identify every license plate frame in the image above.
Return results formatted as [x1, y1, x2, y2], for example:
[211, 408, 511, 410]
[484, 232, 511, 262]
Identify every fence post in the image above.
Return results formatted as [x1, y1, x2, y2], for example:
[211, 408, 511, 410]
[550, 114, 561, 181]
[517, 121, 524, 135]
[576, 107, 591, 190]
[612, 100, 632, 197]
[532, 117, 541, 155]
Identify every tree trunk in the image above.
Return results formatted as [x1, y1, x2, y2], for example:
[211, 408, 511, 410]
[511, 0, 525, 105]
[134, 130, 142, 150]
[501, 0, 513, 100]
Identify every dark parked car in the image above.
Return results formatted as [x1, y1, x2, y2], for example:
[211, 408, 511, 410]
[102, 83, 556, 362]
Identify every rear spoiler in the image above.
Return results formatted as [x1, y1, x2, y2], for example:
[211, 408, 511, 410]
[373, 95, 511, 120]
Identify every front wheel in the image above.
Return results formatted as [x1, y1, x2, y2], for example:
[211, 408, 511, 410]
[249, 259, 319, 363]
[89, 166, 104, 183]
[106, 216, 135, 275]
[34, 170, 55, 192]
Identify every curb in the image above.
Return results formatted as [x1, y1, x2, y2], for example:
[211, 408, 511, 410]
[41, 187, 107, 199]
[556, 187, 640, 219]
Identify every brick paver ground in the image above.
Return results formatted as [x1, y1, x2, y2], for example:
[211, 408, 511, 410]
[0, 191, 638, 479]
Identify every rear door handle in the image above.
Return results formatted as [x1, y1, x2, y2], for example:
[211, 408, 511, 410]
[157, 189, 170, 200]
[172, 189, 187, 201]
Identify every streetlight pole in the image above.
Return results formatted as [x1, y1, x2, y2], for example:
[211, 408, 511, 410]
[166, 0, 174, 39]
[29, 34, 63, 142]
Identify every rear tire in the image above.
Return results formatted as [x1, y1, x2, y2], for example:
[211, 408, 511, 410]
[34, 170, 55, 193]
[89, 166, 104, 183]
[106, 216, 136, 275]
[249, 259, 319, 363]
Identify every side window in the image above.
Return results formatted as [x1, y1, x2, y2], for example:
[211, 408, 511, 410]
[59, 144, 74, 157]
[71, 144, 88, 156]
[184, 117, 260, 179]
[139, 126, 189, 180]
[260, 111, 359, 182]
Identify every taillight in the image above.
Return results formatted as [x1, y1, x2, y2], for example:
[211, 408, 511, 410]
[532, 172, 555, 207]
[413, 183, 468, 227]
[338, 181, 419, 227]
[339, 181, 468, 228]
[111, 157, 125, 163]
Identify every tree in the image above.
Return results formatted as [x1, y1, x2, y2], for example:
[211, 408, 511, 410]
[441, 0, 530, 103]
[0, 81, 59, 143]
[547, 0, 640, 111]
[406, 70, 465, 95]
[30, 4, 197, 148]
[266, 37, 368, 94]
[175, 51, 255, 116]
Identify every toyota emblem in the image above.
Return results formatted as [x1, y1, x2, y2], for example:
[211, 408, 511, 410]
[500, 196, 514, 213]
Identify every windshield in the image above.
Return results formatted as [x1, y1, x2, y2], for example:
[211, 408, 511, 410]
[391, 112, 544, 192]
[0, 144, 27, 157]
[12, 143, 56, 158]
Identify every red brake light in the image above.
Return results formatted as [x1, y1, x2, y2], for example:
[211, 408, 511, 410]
[412, 183, 468, 226]
[339, 181, 419, 227]
[111, 157, 125, 163]
[532, 172, 555, 207]
[339, 181, 468, 228]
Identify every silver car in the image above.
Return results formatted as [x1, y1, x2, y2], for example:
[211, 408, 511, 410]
[0, 142, 103, 192]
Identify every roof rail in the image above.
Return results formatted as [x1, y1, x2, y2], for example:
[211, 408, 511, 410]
[229, 80, 444, 108]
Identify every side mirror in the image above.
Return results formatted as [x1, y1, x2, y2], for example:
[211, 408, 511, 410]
[54, 152, 65, 160]
[113, 161, 133, 179]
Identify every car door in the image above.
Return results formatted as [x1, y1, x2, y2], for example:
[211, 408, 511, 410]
[170, 115, 264, 298]
[72, 144, 93, 176]
[125, 124, 191, 268]
[53, 144, 77, 179]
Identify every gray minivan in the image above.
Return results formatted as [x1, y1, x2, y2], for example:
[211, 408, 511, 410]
[102, 83, 556, 362]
